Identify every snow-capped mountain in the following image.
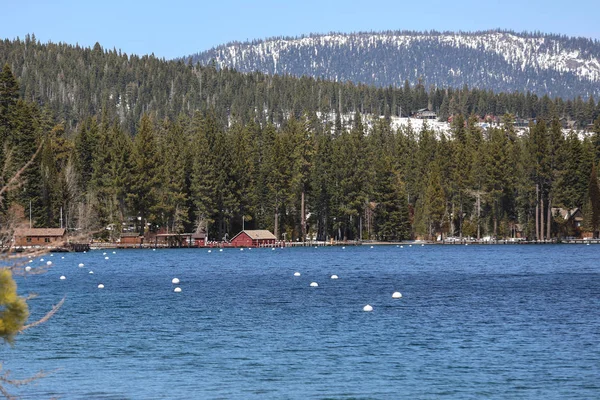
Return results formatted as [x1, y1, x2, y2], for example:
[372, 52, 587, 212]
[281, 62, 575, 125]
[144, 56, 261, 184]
[189, 30, 600, 98]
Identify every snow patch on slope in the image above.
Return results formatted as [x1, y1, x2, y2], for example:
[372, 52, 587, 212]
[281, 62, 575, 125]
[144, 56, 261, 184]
[207, 32, 600, 82]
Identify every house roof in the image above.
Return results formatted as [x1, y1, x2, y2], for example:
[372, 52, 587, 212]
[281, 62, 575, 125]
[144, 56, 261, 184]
[13, 228, 66, 237]
[552, 207, 581, 221]
[121, 232, 143, 237]
[192, 231, 206, 239]
[231, 230, 277, 241]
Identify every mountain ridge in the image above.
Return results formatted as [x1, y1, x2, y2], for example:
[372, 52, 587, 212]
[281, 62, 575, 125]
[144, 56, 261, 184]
[188, 30, 600, 99]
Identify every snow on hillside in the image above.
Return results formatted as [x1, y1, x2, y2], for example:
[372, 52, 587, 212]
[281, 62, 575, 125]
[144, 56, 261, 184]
[316, 112, 594, 141]
[204, 31, 600, 82]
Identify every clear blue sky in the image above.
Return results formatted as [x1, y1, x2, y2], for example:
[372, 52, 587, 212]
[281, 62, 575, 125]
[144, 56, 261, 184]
[3, 0, 599, 60]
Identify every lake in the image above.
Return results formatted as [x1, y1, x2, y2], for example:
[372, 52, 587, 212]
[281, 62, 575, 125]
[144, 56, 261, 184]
[4, 245, 600, 399]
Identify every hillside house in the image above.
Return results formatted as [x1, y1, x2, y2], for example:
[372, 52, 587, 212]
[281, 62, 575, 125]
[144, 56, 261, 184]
[559, 117, 578, 130]
[414, 108, 437, 119]
[13, 228, 66, 247]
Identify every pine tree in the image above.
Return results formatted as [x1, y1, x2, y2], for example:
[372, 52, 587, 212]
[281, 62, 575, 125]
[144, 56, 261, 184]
[585, 164, 600, 237]
[73, 118, 99, 191]
[288, 114, 315, 241]
[190, 113, 217, 238]
[373, 155, 411, 241]
[0, 64, 20, 179]
[7, 101, 44, 224]
[128, 114, 161, 234]
[0, 269, 28, 345]
[422, 162, 445, 240]
[155, 117, 190, 234]
[230, 120, 259, 232]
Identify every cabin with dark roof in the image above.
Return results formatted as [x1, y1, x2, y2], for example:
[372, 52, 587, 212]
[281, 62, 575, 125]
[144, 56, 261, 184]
[230, 230, 277, 247]
[552, 207, 583, 238]
[13, 228, 66, 247]
[414, 108, 437, 120]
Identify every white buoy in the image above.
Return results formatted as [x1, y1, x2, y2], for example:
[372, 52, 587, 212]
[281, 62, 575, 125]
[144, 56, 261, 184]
[172, 278, 180, 284]
[89, 271, 94, 274]
[294, 272, 301, 277]
[219, 249, 223, 252]
[153, 248, 156, 251]
[331, 274, 339, 279]
[342, 246, 345, 249]
[174, 287, 182, 293]
[370, 246, 374, 249]
[363, 304, 373, 312]
[50, 254, 53, 257]
[112, 251, 116, 254]
[40, 258, 44, 262]
[409, 245, 412, 247]
[104, 256, 109, 260]
[83, 251, 86, 253]
[271, 248, 275, 250]
[421, 244, 425, 247]
[61, 256, 65, 259]
[46, 261, 52, 266]
[60, 275, 66, 280]
[400, 246, 403, 248]
[240, 248, 244, 251]
[587, 243, 590, 246]
[392, 292, 402, 299]
[103, 252, 106, 255]
[97, 284, 104, 289]
[208, 250, 212, 253]
[310, 282, 319, 287]
[28, 259, 33, 263]
[25, 266, 32, 272]
[78, 263, 84, 268]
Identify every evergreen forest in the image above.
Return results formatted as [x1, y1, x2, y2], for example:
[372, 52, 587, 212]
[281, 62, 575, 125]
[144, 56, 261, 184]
[2, 36, 600, 242]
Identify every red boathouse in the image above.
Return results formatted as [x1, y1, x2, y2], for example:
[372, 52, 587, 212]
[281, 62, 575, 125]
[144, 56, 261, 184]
[230, 230, 277, 247]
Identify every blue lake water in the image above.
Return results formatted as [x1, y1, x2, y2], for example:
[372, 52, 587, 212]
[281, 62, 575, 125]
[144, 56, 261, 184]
[4, 245, 600, 399]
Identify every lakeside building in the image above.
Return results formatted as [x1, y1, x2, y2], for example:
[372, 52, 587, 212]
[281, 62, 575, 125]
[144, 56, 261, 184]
[13, 228, 66, 247]
[230, 230, 277, 247]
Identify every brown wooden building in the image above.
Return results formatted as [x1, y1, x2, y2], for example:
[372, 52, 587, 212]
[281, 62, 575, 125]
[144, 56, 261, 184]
[13, 228, 66, 247]
[230, 230, 277, 247]
[120, 233, 144, 245]
[153, 233, 193, 247]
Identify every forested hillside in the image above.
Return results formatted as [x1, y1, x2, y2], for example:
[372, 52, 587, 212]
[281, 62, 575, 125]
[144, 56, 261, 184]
[2, 36, 600, 242]
[190, 30, 600, 99]
[1, 34, 599, 137]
